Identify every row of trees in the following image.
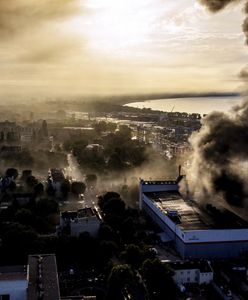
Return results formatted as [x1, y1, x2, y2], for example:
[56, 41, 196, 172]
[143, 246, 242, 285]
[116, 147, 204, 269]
[0, 149, 67, 171]
[0, 168, 87, 201]
[107, 259, 176, 300]
[0, 185, 177, 299]
[64, 124, 147, 172]
[97, 191, 177, 299]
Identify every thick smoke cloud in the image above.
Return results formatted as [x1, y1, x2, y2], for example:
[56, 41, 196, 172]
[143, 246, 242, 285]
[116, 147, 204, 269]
[243, 2, 248, 44]
[189, 1, 248, 207]
[0, 0, 78, 39]
[0, 0, 83, 66]
[200, 0, 248, 44]
[189, 106, 248, 206]
[199, 0, 240, 12]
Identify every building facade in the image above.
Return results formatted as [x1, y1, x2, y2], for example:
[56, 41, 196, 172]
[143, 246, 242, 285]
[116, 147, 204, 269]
[168, 260, 213, 285]
[59, 208, 101, 237]
[0, 266, 27, 300]
[139, 180, 248, 259]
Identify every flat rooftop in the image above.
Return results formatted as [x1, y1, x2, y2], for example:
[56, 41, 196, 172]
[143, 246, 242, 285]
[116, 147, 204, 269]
[28, 254, 60, 300]
[169, 260, 212, 273]
[61, 207, 98, 220]
[144, 191, 248, 230]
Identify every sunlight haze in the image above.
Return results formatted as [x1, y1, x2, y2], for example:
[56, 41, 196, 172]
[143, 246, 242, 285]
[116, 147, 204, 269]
[0, 0, 247, 98]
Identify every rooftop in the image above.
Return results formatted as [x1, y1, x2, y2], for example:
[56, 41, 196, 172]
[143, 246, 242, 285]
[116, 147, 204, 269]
[141, 180, 178, 186]
[168, 260, 212, 273]
[28, 254, 60, 300]
[61, 207, 98, 220]
[61, 297, 96, 300]
[145, 191, 248, 230]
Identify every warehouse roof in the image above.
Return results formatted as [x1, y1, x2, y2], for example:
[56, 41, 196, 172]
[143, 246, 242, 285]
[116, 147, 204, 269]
[144, 191, 248, 230]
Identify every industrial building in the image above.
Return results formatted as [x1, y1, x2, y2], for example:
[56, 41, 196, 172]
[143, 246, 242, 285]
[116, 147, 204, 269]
[139, 179, 248, 259]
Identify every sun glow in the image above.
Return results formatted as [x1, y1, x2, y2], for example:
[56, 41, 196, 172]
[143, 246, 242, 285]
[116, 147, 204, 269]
[68, 0, 159, 53]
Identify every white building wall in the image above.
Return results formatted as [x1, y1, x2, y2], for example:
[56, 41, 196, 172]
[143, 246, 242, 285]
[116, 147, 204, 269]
[70, 217, 100, 237]
[140, 182, 178, 193]
[173, 269, 213, 285]
[173, 269, 198, 284]
[140, 182, 248, 258]
[0, 280, 27, 300]
[143, 192, 248, 245]
[184, 229, 248, 244]
[199, 272, 213, 285]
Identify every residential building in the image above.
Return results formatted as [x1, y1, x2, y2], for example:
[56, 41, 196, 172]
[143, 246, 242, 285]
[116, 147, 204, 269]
[168, 260, 213, 285]
[0, 266, 27, 300]
[59, 207, 101, 237]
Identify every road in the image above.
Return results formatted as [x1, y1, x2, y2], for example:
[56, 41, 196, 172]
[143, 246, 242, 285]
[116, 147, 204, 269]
[66, 153, 84, 182]
[61, 153, 99, 212]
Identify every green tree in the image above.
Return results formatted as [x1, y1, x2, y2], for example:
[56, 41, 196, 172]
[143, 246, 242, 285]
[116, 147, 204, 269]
[5, 168, 18, 179]
[85, 173, 97, 185]
[103, 197, 126, 217]
[99, 240, 118, 263]
[34, 182, 44, 196]
[71, 181, 86, 195]
[98, 224, 115, 241]
[26, 175, 38, 191]
[61, 179, 71, 198]
[107, 122, 117, 133]
[141, 258, 176, 300]
[94, 121, 107, 134]
[121, 244, 143, 269]
[98, 192, 121, 210]
[108, 152, 125, 170]
[107, 264, 135, 300]
[98, 192, 125, 217]
[14, 208, 35, 226]
[36, 198, 59, 217]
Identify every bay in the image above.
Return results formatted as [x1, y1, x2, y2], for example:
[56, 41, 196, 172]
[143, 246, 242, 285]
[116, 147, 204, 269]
[124, 96, 242, 115]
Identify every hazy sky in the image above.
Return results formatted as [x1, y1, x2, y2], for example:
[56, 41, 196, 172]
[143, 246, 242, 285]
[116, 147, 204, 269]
[0, 0, 247, 97]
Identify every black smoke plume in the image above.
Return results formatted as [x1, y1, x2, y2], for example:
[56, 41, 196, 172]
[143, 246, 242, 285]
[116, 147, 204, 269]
[199, 0, 240, 12]
[187, 1, 248, 207]
[189, 105, 248, 206]
[200, 0, 248, 44]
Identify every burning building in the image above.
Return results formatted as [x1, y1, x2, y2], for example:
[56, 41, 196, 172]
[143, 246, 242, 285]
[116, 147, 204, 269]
[139, 177, 248, 259]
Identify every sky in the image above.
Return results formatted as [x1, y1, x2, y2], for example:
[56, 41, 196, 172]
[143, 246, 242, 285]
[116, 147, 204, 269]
[0, 0, 247, 98]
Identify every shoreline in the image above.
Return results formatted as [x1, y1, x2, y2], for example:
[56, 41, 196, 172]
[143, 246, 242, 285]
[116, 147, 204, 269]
[124, 94, 242, 115]
[117, 92, 240, 106]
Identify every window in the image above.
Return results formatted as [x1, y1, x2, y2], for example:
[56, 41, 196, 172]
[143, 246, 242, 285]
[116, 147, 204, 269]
[0, 295, 10, 300]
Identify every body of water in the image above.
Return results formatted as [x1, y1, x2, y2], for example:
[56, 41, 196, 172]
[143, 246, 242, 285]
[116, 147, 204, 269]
[124, 96, 242, 115]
